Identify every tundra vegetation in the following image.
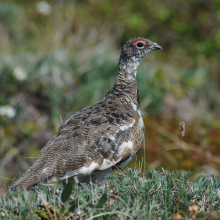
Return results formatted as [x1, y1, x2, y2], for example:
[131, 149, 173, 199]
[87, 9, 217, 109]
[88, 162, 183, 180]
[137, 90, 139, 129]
[0, 1, 220, 219]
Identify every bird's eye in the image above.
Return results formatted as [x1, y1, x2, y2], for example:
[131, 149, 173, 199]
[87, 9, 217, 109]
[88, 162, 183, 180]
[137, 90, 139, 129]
[133, 40, 147, 48]
[137, 42, 144, 48]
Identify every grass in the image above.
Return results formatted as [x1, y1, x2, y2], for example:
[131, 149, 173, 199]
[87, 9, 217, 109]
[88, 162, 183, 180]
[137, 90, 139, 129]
[1, 169, 220, 219]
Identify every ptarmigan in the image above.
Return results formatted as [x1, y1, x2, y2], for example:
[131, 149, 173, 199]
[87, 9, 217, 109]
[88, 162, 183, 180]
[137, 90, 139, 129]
[7, 36, 162, 190]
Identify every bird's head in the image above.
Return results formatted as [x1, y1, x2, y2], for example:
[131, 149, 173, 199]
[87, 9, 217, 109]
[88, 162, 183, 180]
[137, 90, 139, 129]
[120, 36, 162, 61]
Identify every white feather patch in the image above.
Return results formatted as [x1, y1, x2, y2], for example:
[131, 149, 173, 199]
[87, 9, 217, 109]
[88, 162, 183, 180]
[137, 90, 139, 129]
[98, 159, 116, 170]
[64, 158, 121, 178]
[109, 135, 115, 141]
[139, 116, 144, 127]
[78, 161, 99, 175]
[118, 141, 133, 156]
[131, 102, 137, 110]
[119, 123, 133, 131]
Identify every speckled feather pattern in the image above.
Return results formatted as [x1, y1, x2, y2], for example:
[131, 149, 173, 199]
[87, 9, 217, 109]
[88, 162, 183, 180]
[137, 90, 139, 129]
[7, 37, 161, 190]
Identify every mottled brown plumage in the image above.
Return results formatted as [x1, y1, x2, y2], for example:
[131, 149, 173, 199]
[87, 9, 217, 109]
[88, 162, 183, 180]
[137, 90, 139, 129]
[7, 37, 162, 190]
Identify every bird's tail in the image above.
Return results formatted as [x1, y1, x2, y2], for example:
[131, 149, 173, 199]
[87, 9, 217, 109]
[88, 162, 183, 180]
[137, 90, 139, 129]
[6, 166, 51, 191]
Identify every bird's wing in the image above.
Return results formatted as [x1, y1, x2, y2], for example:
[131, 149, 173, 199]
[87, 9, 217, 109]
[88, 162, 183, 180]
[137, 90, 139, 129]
[52, 101, 142, 178]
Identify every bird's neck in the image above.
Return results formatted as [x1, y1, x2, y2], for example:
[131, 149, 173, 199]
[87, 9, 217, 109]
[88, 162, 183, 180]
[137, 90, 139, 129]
[112, 56, 142, 106]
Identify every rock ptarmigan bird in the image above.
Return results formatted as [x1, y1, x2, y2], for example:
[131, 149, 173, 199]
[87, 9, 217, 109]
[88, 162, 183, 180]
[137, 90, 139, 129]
[7, 37, 162, 190]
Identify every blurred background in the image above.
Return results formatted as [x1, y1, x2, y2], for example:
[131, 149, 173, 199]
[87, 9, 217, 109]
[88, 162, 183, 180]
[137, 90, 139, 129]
[0, 0, 220, 187]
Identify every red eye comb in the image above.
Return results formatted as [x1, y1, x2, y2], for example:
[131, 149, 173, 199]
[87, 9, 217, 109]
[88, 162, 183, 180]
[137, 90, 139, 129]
[133, 40, 147, 45]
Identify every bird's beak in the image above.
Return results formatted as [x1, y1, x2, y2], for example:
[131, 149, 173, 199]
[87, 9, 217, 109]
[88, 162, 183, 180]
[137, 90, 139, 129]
[152, 43, 162, 50]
